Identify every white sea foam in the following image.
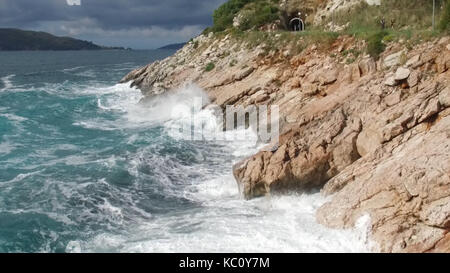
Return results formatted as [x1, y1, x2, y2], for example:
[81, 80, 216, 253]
[62, 66, 86, 73]
[0, 74, 15, 92]
[127, 84, 209, 125]
[95, 83, 143, 111]
[0, 141, 16, 155]
[0, 113, 28, 122]
[77, 187, 371, 253]
[0, 170, 43, 189]
[67, 83, 372, 253]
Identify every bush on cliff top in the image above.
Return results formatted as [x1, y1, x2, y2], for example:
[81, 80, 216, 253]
[366, 30, 388, 59]
[238, 1, 279, 31]
[211, 0, 280, 32]
[212, 0, 255, 32]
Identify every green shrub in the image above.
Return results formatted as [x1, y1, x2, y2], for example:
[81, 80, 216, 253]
[238, 2, 279, 31]
[211, 0, 280, 32]
[205, 62, 215, 72]
[212, 0, 256, 32]
[366, 30, 388, 59]
[382, 34, 395, 43]
[193, 40, 199, 49]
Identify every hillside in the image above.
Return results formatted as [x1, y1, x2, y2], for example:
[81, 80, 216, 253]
[121, 0, 450, 252]
[207, 0, 448, 33]
[0, 28, 123, 51]
[157, 43, 186, 50]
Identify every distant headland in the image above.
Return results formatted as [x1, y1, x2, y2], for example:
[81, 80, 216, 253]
[0, 28, 125, 51]
[157, 43, 186, 50]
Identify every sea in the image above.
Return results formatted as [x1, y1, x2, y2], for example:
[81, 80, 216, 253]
[0, 50, 370, 253]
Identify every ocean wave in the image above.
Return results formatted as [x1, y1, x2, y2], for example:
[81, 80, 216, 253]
[96, 83, 143, 111]
[0, 74, 15, 92]
[74, 189, 372, 253]
[62, 66, 87, 73]
[0, 170, 43, 187]
[72, 120, 120, 131]
[0, 113, 28, 122]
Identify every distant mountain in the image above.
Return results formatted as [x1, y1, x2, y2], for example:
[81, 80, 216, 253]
[0, 28, 124, 51]
[158, 43, 186, 50]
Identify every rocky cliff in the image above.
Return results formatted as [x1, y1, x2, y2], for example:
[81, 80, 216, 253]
[121, 1, 450, 253]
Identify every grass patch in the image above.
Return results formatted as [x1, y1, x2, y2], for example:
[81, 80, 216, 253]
[226, 28, 338, 54]
[326, 0, 439, 32]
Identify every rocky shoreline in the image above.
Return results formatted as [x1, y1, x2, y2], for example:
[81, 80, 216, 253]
[121, 32, 450, 252]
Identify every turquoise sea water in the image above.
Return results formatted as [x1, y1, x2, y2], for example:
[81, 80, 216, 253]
[0, 50, 369, 253]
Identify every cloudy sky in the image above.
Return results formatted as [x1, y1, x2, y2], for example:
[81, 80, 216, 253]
[0, 0, 227, 49]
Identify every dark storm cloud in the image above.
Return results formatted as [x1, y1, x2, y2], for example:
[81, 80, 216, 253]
[0, 0, 227, 48]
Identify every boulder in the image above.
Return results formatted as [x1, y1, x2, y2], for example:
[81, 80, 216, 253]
[319, 70, 337, 85]
[356, 127, 383, 156]
[255, 94, 270, 103]
[235, 67, 254, 81]
[384, 76, 397, 86]
[418, 98, 440, 123]
[385, 91, 402, 106]
[435, 51, 450, 73]
[384, 51, 404, 68]
[406, 54, 421, 67]
[358, 57, 377, 76]
[407, 71, 421, 88]
[302, 83, 319, 96]
[439, 86, 450, 108]
[394, 67, 410, 81]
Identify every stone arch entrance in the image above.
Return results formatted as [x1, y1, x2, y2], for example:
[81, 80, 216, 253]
[289, 18, 305, 31]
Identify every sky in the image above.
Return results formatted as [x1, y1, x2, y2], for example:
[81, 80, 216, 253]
[0, 0, 227, 49]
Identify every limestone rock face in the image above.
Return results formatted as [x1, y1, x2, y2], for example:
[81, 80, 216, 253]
[121, 32, 450, 252]
[318, 113, 450, 252]
[233, 109, 362, 198]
